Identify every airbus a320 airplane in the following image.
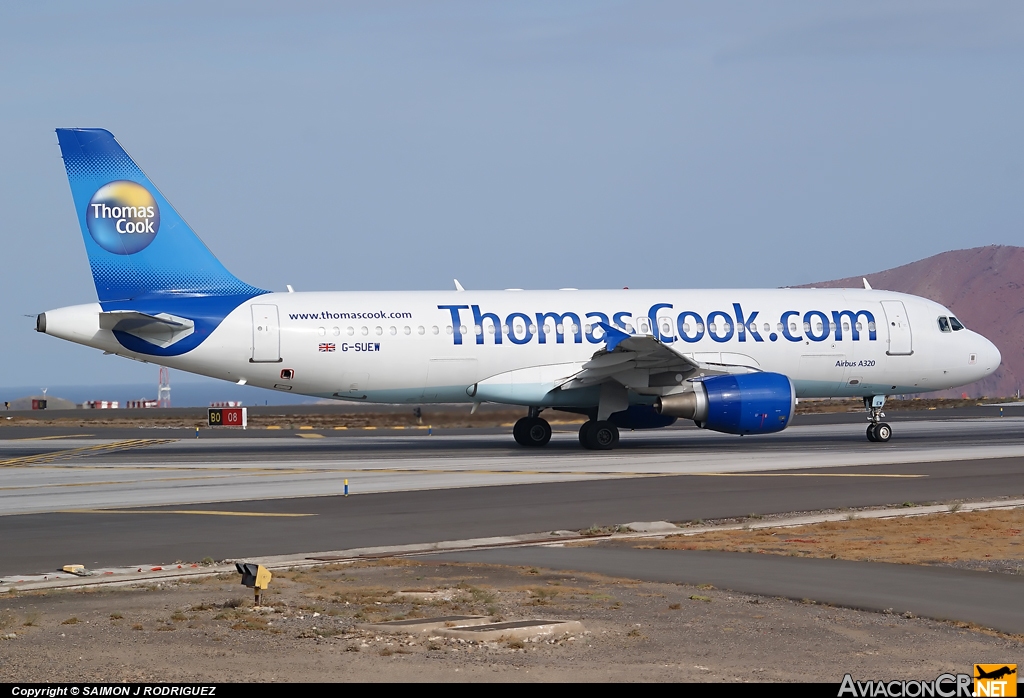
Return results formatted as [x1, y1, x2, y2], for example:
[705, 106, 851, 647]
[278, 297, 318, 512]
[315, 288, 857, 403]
[37, 129, 1001, 449]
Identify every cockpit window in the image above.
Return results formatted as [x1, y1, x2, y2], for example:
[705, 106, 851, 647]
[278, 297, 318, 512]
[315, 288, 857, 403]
[938, 317, 951, 332]
[949, 316, 965, 331]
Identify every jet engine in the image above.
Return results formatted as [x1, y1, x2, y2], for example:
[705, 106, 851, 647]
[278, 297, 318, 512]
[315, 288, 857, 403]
[654, 373, 795, 435]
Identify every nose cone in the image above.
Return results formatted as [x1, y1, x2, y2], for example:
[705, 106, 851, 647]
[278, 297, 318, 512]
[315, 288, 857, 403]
[979, 334, 1001, 376]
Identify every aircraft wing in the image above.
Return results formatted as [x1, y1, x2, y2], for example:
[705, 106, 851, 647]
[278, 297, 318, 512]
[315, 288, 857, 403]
[557, 323, 759, 393]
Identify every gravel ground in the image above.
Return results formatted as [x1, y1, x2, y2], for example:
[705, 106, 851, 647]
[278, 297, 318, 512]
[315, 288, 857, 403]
[642, 508, 1024, 574]
[0, 558, 1019, 682]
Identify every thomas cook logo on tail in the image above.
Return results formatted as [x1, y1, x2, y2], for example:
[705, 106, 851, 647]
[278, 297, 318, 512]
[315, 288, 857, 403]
[86, 180, 160, 255]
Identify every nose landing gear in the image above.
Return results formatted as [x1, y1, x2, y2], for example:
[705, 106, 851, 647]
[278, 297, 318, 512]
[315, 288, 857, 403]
[865, 395, 892, 443]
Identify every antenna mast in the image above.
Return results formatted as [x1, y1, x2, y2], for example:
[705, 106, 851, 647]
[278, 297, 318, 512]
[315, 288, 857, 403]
[158, 367, 171, 408]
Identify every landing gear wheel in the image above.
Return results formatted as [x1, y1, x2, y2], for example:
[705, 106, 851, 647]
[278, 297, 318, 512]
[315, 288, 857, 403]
[866, 424, 878, 442]
[584, 421, 619, 450]
[514, 417, 551, 447]
[513, 418, 528, 445]
[874, 422, 892, 442]
[579, 421, 594, 447]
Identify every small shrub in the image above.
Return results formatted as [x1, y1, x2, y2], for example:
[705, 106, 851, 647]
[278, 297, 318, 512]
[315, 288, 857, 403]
[109, 613, 123, 620]
[61, 617, 80, 625]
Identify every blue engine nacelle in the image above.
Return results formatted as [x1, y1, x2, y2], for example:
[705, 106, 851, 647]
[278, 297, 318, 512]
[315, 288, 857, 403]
[608, 404, 677, 430]
[655, 372, 795, 435]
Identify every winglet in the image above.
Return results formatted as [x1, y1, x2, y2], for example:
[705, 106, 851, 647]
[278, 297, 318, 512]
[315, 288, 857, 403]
[862, 278, 872, 290]
[454, 279, 465, 292]
[597, 322, 631, 352]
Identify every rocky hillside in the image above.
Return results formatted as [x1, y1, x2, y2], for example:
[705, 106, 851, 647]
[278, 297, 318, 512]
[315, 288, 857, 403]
[803, 245, 1024, 398]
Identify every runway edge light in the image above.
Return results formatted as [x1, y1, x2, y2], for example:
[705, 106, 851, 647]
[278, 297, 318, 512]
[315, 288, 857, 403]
[235, 562, 272, 605]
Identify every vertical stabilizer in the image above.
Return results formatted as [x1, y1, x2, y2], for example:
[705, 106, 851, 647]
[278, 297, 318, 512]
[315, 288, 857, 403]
[56, 128, 265, 302]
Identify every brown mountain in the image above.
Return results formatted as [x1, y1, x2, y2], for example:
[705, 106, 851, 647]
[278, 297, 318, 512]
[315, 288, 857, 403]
[801, 245, 1024, 398]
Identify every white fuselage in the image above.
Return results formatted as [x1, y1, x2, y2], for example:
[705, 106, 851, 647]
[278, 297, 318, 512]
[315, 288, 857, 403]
[42, 287, 1000, 407]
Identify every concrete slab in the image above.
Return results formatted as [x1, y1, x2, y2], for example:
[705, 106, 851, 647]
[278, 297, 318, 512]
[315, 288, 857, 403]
[356, 615, 491, 634]
[625, 521, 680, 533]
[436, 619, 585, 642]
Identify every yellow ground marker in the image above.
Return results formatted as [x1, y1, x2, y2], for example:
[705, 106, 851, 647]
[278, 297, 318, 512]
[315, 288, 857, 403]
[265, 426, 281, 430]
[296, 433, 324, 439]
[62, 509, 316, 517]
[334, 426, 348, 430]
[0, 439, 175, 467]
[299, 426, 314, 430]
[8, 434, 93, 441]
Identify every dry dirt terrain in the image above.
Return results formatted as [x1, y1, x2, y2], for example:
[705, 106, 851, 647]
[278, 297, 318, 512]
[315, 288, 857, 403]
[1, 509, 1022, 683]
[643, 508, 1024, 574]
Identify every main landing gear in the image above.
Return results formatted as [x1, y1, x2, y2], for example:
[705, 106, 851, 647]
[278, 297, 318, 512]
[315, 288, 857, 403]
[578, 420, 619, 451]
[513, 409, 552, 447]
[512, 409, 621, 450]
[865, 395, 892, 443]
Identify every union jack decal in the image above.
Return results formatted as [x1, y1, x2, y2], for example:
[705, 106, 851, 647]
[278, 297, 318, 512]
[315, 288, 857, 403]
[318, 343, 336, 352]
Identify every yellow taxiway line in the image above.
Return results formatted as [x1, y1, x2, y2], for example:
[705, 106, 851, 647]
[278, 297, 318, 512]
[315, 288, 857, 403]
[60, 508, 316, 517]
[0, 439, 175, 467]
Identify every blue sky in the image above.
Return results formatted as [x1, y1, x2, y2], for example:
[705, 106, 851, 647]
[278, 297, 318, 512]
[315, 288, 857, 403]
[2, 1, 1024, 389]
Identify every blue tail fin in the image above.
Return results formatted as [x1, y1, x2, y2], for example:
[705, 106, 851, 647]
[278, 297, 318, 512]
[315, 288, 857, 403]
[56, 128, 266, 302]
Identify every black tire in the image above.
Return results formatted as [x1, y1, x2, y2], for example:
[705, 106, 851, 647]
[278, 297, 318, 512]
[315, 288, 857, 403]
[866, 424, 878, 442]
[585, 421, 619, 450]
[875, 422, 892, 442]
[579, 421, 595, 447]
[523, 417, 551, 446]
[513, 417, 529, 446]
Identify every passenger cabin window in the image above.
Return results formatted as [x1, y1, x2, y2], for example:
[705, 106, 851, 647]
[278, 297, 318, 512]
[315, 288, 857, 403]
[950, 317, 965, 331]
[938, 317, 951, 333]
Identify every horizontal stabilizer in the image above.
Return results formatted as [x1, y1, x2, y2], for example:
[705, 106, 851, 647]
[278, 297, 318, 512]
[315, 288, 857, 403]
[98, 310, 195, 348]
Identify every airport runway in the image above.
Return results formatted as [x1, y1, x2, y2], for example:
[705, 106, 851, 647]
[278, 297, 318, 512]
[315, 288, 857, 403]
[3, 417, 1024, 516]
[2, 415, 1024, 576]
